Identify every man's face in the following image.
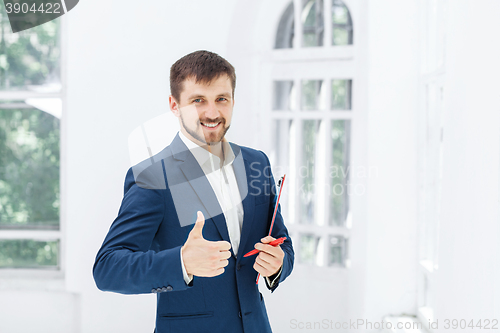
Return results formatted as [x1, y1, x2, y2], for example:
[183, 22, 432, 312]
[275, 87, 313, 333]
[169, 74, 234, 145]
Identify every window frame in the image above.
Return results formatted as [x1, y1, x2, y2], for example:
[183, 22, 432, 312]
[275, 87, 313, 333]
[268, 0, 357, 271]
[0, 16, 67, 280]
[416, 0, 447, 328]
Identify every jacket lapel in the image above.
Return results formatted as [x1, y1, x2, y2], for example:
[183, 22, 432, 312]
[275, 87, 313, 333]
[170, 134, 231, 246]
[234, 155, 255, 262]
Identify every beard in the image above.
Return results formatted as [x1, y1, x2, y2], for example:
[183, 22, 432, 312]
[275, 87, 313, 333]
[180, 114, 230, 145]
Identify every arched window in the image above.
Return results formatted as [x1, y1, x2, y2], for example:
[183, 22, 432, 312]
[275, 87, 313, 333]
[274, 0, 353, 49]
[269, 0, 354, 268]
[0, 10, 63, 273]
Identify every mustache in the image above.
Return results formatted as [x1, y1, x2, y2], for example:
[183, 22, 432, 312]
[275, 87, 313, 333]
[198, 118, 225, 124]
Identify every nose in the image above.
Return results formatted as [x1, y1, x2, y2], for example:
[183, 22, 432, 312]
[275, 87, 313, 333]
[202, 101, 219, 120]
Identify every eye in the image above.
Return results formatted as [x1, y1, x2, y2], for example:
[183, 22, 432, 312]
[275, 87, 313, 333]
[193, 98, 202, 103]
[217, 98, 227, 102]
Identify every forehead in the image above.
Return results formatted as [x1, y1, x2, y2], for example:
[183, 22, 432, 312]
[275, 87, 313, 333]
[180, 74, 232, 98]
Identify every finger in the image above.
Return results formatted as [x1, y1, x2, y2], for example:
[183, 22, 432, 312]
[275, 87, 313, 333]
[255, 243, 283, 256]
[213, 267, 225, 276]
[214, 240, 232, 251]
[256, 253, 272, 267]
[253, 261, 271, 277]
[257, 252, 281, 271]
[255, 256, 280, 277]
[219, 259, 229, 268]
[219, 250, 231, 260]
[260, 236, 276, 244]
[197, 211, 205, 222]
[257, 251, 276, 265]
[189, 219, 205, 239]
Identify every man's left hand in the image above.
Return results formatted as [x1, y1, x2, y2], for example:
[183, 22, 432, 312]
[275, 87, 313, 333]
[252, 236, 284, 277]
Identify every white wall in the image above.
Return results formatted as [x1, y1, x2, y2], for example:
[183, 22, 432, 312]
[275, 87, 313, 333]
[0, 289, 80, 333]
[363, 0, 420, 325]
[435, 0, 500, 328]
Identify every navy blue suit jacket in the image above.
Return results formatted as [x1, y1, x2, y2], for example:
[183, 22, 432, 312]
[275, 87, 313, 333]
[93, 134, 294, 333]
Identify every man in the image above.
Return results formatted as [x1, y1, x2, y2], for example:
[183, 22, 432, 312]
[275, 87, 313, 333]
[93, 50, 294, 333]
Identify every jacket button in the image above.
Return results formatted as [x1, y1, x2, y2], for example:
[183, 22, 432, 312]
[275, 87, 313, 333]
[166, 285, 173, 291]
[161, 287, 168, 292]
[151, 289, 158, 293]
[157, 288, 162, 293]
[238, 311, 242, 318]
[237, 264, 241, 271]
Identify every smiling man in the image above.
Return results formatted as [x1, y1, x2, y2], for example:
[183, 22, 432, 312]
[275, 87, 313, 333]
[93, 50, 294, 333]
[174, 75, 232, 144]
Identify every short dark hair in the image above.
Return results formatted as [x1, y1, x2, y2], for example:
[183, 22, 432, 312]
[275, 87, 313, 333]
[170, 50, 236, 102]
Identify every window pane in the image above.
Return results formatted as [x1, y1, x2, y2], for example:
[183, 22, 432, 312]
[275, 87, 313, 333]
[332, 1, 348, 24]
[330, 120, 350, 226]
[331, 79, 352, 110]
[273, 81, 295, 111]
[0, 104, 60, 229]
[0, 9, 61, 91]
[0, 239, 58, 268]
[275, 2, 295, 49]
[332, 0, 353, 45]
[299, 233, 320, 264]
[300, 120, 320, 224]
[301, 80, 325, 111]
[272, 119, 292, 221]
[272, 119, 292, 169]
[328, 235, 347, 266]
[302, 0, 324, 47]
[333, 28, 349, 45]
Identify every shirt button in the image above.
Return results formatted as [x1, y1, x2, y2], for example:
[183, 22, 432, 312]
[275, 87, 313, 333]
[166, 285, 173, 291]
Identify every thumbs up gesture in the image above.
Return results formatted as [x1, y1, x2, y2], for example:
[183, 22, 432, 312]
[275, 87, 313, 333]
[181, 211, 232, 278]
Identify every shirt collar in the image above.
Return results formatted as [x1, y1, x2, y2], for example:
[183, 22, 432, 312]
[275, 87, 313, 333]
[178, 131, 235, 170]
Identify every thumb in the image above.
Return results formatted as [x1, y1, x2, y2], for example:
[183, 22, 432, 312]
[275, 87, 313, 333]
[189, 211, 205, 239]
[260, 236, 275, 244]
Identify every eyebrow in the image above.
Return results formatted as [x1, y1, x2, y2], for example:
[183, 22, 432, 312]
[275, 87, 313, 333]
[187, 92, 232, 100]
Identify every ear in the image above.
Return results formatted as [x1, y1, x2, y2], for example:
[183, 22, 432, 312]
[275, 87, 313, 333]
[169, 95, 180, 117]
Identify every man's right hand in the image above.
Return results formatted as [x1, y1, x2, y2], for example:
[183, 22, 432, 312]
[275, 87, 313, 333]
[181, 211, 232, 278]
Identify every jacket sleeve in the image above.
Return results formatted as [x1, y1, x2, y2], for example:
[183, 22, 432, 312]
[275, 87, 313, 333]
[93, 165, 191, 295]
[260, 151, 294, 293]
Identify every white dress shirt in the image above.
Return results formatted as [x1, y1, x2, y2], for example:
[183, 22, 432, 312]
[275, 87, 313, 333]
[177, 131, 281, 287]
[179, 130, 244, 254]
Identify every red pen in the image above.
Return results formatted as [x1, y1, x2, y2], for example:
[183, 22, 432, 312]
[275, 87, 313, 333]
[243, 237, 287, 257]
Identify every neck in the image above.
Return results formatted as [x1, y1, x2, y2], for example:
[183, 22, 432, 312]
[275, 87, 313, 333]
[207, 142, 223, 160]
[180, 128, 225, 160]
